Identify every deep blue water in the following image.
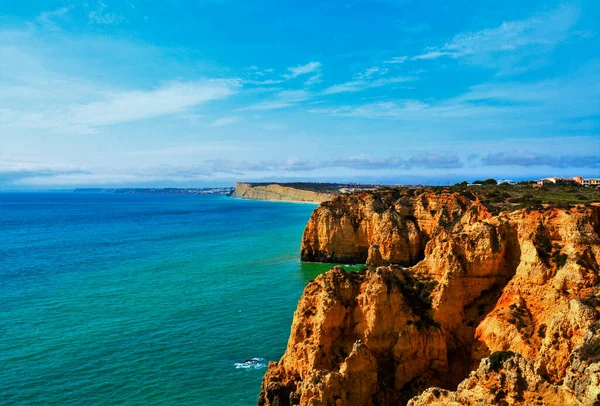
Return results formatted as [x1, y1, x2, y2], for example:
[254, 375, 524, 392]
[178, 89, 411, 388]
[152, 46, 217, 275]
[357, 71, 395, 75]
[0, 192, 345, 405]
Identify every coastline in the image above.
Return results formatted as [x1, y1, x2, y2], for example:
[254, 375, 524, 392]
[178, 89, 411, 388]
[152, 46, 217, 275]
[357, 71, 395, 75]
[1, 192, 319, 406]
[260, 186, 600, 406]
[231, 182, 336, 204]
[228, 196, 321, 205]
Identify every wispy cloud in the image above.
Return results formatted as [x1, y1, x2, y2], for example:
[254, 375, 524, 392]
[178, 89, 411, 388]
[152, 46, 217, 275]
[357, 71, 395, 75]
[0, 157, 90, 185]
[2, 79, 239, 134]
[310, 100, 428, 116]
[284, 61, 322, 79]
[304, 73, 323, 86]
[330, 156, 405, 170]
[244, 66, 280, 84]
[210, 154, 463, 172]
[321, 76, 416, 95]
[239, 89, 312, 111]
[72, 81, 236, 126]
[384, 56, 408, 64]
[313, 61, 599, 122]
[482, 153, 600, 168]
[3, 154, 464, 187]
[411, 5, 580, 72]
[412, 51, 457, 60]
[409, 153, 462, 168]
[32, 7, 72, 30]
[5, 149, 599, 188]
[355, 66, 389, 79]
[245, 79, 285, 85]
[209, 116, 241, 127]
[89, 1, 126, 25]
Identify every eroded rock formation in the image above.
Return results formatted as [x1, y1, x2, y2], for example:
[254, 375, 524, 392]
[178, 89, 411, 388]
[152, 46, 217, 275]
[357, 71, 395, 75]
[301, 189, 490, 265]
[261, 191, 600, 406]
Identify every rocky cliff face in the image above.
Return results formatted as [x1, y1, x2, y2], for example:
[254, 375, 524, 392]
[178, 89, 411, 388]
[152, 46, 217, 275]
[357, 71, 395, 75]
[232, 183, 335, 203]
[301, 189, 490, 265]
[261, 191, 600, 406]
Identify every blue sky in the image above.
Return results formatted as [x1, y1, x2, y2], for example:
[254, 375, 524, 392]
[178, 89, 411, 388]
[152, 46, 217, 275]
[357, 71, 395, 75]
[0, 0, 598, 188]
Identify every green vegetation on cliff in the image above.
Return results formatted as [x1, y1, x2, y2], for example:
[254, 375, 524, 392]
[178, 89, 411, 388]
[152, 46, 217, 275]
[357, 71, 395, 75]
[391, 183, 600, 214]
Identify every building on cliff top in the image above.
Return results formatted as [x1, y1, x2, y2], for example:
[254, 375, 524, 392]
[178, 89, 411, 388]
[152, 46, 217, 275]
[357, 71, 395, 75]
[536, 176, 600, 186]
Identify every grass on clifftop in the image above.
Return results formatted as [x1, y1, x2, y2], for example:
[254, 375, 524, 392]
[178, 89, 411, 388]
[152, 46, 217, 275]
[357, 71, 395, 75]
[378, 183, 600, 214]
[243, 182, 381, 194]
[246, 182, 600, 213]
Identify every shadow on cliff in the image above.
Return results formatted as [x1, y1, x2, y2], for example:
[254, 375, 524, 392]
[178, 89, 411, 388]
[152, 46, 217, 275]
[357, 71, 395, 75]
[445, 224, 522, 390]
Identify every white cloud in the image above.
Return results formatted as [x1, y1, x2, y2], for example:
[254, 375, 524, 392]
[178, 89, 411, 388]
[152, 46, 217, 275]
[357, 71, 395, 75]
[363, 67, 381, 77]
[411, 51, 457, 60]
[72, 81, 236, 126]
[309, 100, 428, 116]
[0, 28, 243, 136]
[240, 90, 312, 111]
[385, 56, 408, 64]
[411, 5, 580, 71]
[284, 61, 322, 79]
[311, 61, 599, 126]
[321, 81, 365, 95]
[3, 80, 239, 134]
[321, 76, 416, 95]
[245, 79, 285, 85]
[89, 1, 126, 25]
[0, 156, 89, 186]
[5, 143, 599, 188]
[304, 73, 323, 86]
[32, 7, 72, 30]
[355, 66, 389, 79]
[209, 116, 241, 127]
[246, 66, 278, 78]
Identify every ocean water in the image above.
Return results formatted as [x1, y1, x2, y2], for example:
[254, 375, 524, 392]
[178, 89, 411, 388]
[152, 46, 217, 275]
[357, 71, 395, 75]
[0, 193, 347, 405]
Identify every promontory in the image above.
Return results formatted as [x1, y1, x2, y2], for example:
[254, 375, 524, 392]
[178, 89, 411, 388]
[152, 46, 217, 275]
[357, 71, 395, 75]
[260, 184, 600, 406]
[231, 182, 381, 203]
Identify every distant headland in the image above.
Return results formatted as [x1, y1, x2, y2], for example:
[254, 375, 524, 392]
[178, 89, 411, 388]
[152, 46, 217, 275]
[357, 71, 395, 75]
[231, 182, 385, 203]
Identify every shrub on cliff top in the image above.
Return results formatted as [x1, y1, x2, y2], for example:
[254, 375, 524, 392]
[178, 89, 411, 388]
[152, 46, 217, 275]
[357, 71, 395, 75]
[488, 351, 515, 372]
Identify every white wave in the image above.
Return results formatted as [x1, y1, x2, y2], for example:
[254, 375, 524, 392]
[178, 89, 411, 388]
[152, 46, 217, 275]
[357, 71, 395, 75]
[234, 357, 266, 370]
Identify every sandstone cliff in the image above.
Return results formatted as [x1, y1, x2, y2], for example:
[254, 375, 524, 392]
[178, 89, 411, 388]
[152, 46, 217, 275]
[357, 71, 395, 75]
[232, 183, 335, 203]
[301, 189, 491, 265]
[261, 190, 600, 406]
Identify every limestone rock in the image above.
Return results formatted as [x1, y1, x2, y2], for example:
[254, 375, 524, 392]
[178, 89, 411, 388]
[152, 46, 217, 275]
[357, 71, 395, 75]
[262, 194, 600, 405]
[259, 266, 447, 406]
[407, 352, 579, 406]
[301, 189, 490, 265]
[232, 182, 334, 203]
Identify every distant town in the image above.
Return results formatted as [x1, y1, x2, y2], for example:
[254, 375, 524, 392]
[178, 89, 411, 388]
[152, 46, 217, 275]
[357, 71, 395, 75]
[535, 176, 600, 187]
[73, 187, 235, 195]
[70, 176, 600, 196]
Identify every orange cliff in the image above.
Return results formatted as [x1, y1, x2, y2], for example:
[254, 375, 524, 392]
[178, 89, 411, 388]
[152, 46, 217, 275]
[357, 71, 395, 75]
[260, 190, 600, 406]
[300, 189, 490, 266]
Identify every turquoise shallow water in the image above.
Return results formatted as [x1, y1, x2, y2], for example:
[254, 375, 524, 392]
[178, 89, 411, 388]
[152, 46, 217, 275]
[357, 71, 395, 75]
[0, 193, 349, 405]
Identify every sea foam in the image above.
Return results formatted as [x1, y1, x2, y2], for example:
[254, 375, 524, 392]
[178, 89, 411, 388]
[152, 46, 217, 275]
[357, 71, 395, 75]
[234, 358, 266, 370]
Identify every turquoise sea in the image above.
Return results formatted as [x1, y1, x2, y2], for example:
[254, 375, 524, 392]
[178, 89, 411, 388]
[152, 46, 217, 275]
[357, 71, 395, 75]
[0, 192, 347, 405]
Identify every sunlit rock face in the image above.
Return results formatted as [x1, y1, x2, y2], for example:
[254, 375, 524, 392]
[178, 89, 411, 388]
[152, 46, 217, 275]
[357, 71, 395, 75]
[261, 192, 600, 406]
[301, 190, 490, 266]
[232, 183, 335, 203]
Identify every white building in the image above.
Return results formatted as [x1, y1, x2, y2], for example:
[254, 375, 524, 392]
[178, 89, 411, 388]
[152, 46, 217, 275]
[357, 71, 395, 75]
[582, 178, 600, 186]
